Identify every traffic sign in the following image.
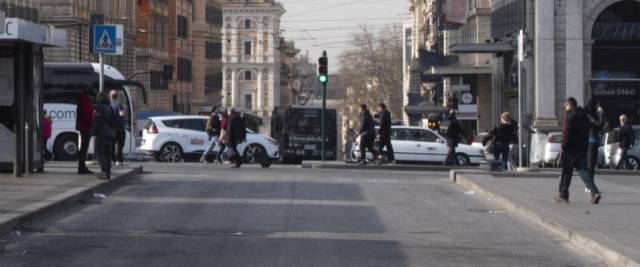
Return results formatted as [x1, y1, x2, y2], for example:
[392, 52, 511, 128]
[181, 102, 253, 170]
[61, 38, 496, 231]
[92, 24, 123, 55]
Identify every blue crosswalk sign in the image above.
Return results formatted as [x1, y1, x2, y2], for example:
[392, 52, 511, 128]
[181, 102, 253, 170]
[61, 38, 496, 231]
[93, 24, 123, 55]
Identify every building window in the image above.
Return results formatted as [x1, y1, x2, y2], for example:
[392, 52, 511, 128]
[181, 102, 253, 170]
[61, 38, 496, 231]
[244, 94, 252, 110]
[205, 42, 222, 59]
[177, 15, 189, 39]
[245, 19, 251, 29]
[244, 71, 252, 80]
[244, 41, 252, 55]
[150, 71, 169, 90]
[205, 5, 223, 27]
[205, 73, 223, 93]
[177, 58, 192, 81]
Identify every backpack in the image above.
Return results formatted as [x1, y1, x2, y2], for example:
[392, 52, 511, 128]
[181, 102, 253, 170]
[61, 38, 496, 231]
[206, 115, 221, 136]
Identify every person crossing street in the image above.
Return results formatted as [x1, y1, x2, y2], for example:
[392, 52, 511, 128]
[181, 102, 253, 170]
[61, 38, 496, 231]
[376, 102, 395, 164]
[554, 97, 601, 204]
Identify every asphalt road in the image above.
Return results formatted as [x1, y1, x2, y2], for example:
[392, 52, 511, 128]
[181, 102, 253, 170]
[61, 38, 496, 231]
[0, 163, 605, 266]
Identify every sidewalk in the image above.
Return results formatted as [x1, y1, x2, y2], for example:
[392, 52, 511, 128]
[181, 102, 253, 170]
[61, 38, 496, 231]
[451, 170, 640, 267]
[0, 162, 142, 236]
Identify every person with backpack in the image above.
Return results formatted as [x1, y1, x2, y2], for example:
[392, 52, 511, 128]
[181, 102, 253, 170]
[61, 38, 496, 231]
[109, 90, 126, 166]
[484, 112, 517, 170]
[586, 98, 605, 183]
[91, 92, 117, 180]
[226, 108, 246, 168]
[554, 97, 601, 204]
[200, 106, 221, 163]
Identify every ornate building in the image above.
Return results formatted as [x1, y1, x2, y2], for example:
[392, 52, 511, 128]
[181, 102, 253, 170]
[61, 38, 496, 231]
[221, 0, 285, 124]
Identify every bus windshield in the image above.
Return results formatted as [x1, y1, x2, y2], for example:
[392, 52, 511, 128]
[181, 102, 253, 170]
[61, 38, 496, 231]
[287, 109, 323, 135]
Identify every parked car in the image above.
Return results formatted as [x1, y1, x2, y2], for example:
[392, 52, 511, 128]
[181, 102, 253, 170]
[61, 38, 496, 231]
[470, 131, 492, 159]
[139, 115, 279, 162]
[603, 125, 640, 169]
[542, 132, 562, 167]
[350, 126, 485, 165]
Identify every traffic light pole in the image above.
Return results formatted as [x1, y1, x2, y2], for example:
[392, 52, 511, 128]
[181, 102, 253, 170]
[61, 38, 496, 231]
[321, 83, 327, 161]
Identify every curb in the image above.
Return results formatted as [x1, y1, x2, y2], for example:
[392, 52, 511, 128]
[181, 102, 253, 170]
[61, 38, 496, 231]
[301, 161, 476, 172]
[450, 171, 640, 267]
[0, 166, 143, 237]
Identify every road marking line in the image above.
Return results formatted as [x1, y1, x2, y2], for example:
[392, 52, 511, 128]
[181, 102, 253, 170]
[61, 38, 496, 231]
[108, 196, 374, 207]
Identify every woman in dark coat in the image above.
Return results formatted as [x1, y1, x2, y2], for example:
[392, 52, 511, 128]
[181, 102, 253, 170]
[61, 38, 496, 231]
[90, 92, 116, 180]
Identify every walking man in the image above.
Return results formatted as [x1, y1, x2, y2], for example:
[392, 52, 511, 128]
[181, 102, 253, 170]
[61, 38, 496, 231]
[586, 98, 605, 185]
[617, 114, 635, 170]
[226, 108, 246, 168]
[357, 104, 376, 165]
[376, 102, 395, 164]
[76, 86, 94, 174]
[91, 92, 116, 180]
[554, 97, 601, 204]
[444, 109, 465, 166]
[110, 90, 126, 166]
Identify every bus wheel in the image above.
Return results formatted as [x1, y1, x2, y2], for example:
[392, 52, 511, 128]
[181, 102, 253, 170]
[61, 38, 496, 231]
[53, 133, 79, 161]
[158, 142, 183, 162]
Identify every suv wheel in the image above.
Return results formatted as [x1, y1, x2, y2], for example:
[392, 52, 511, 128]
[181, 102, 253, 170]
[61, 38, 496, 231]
[158, 142, 183, 162]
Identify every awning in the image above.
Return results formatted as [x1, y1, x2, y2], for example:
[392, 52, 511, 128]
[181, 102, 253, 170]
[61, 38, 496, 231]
[449, 43, 513, 54]
[0, 18, 66, 47]
[404, 104, 448, 115]
[425, 65, 492, 76]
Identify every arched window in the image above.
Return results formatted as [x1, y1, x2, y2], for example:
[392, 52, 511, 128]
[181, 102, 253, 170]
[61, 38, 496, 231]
[244, 71, 252, 80]
[245, 19, 251, 29]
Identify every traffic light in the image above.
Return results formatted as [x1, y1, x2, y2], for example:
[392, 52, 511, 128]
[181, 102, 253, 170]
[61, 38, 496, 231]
[318, 51, 328, 84]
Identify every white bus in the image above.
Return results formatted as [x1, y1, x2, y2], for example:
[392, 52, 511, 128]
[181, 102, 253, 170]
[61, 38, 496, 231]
[43, 62, 146, 161]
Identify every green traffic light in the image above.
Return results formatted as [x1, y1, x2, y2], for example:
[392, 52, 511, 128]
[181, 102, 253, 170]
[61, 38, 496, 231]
[318, 74, 328, 83]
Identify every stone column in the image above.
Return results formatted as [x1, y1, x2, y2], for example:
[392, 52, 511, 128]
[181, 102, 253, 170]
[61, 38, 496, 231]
[565, 0, 584, 105]
[533, 0, 559, 130]
[257, 70, 263, 110]
[222, 68, 227, 106]
[231, 69, 237, 107]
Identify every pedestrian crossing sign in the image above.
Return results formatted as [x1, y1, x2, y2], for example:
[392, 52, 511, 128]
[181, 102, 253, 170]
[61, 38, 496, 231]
[93, 24, 123, 55]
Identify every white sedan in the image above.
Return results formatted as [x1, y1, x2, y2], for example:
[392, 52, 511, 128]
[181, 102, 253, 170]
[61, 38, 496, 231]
[351, 126, 485, 165]
[140, 115, 279, 162]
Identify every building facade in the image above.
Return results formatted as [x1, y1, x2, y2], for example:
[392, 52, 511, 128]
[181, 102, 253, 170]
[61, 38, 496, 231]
[222, 0, 285, 129]
[135, 0, 172, 112]
[192, 0, 223, 113]
[39, 0, 137, 77]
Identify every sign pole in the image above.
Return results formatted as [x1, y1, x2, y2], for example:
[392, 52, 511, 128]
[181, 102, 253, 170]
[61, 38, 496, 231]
[99, 53, 104, 93]
[517, 29, 524, 169]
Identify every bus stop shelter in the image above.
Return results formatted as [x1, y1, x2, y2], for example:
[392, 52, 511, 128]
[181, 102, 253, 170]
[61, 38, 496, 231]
[0, 15, 66, 176]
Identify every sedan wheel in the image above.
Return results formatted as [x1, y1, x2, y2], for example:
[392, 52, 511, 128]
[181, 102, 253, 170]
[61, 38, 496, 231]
[455, 153, 471, 166]
[159, 143, 183, 162]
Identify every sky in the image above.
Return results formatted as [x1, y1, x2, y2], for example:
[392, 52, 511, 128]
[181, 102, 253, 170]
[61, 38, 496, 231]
[279, 0, 409, 72]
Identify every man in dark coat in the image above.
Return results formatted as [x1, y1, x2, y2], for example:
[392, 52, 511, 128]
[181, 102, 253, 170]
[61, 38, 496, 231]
[617, 114, 636, 170]
[90, 92, 116, 180]
[76, 86, 95, 174]
[376, 103, 395, 163]
[226, 108, 246, 168]
[555, 97, 601, 204]
[357, 104, 377, 165]
[444, 110, 465, 166]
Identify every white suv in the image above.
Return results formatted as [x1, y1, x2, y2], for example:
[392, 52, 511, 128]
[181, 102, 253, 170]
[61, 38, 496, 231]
[140, 115, 279, 162]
